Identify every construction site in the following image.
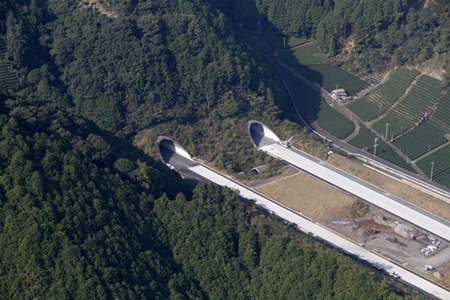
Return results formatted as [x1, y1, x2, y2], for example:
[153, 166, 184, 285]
[252, 153, 450, 288]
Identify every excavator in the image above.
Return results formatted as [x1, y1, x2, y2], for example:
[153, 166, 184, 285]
[366, 228, 377, 235]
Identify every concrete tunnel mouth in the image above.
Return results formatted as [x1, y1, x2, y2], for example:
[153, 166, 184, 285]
[247, 120, 281, 147]
[156, 136, 192, 165]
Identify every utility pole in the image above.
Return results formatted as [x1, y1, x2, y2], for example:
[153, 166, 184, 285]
[283, 37, 286, 51]
[379, 104, 382, 116]
[431, 161, 435, 181]
[401, 126, 403, 135]
[429, 145, 431, 155]
[374, 138, 379, 156]
[385, 123, 389, 141]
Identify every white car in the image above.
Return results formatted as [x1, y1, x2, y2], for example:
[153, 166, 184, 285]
[280, 136, 294, 148]
[422, 265, 434, 271]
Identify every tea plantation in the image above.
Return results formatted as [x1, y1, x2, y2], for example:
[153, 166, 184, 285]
[347, 68, 419, 121]
[348, 126, 415, 172]
[392, 123, 448, 161]
[372, 75, 442, 138]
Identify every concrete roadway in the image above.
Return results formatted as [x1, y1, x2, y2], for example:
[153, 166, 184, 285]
[259, 140, 450, 242]
[160, 145, 450, 299]
[254, 38, 450, 193]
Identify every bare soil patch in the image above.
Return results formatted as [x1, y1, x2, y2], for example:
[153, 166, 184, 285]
[327, 154, 450, 221]
[255, 172, 366, 221]
[80, 0, 118, 18]
[432, 261, 450, 287]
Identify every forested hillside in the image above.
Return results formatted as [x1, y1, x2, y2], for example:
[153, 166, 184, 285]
[213, 0, 450, 86]
[0, 0, 432, 298]
[1, 0, 309, 176]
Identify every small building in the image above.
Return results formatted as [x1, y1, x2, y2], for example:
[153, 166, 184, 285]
[332, 88, 347, 99]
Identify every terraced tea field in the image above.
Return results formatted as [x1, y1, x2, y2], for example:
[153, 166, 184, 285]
[292, 76, 354, 139]
[347, 68, 419, 121]
[416, 144, 450, 187]
[0, 62, 18, 90]
[348, 126, 414, 172]
[360, 71, 388, 85]
[392, 123, 448, 161]
[430, 92, 450, 133]
[0, 37, 6, 54]
[372, 75, 442, 138]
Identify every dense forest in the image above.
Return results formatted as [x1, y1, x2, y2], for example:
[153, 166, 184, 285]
[1, 0, 303, 177]
[0, 0, 437, 298]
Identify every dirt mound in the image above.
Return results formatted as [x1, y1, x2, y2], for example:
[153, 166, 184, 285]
[360, 217, 392, 235]
[394, 223, 415, 238]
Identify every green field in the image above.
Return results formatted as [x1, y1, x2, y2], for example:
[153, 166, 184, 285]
[348, 126, 415, 172]
[392, 123, 448, 161]
[278, 44, 366, 95]
[347, 68, 420, 121]
[372, 75, 442, 138]
[292, 76, 354, 139]
[260, 31, 307, 49]
[278, 42, 325, 65]
[0, 62, 18, 90]
[296, 64, 366, 95]
[416, 144, 450, 187]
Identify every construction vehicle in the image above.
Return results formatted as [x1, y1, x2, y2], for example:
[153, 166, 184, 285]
[280, 136, 294, 148]
[410, 232, 418, 240]
[366, 228, 377, 235]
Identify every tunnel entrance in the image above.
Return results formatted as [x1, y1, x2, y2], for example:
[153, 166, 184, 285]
[247, 120, 281, 147]
[159, 139, 177, 164]
[156, 136, 195, 169]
